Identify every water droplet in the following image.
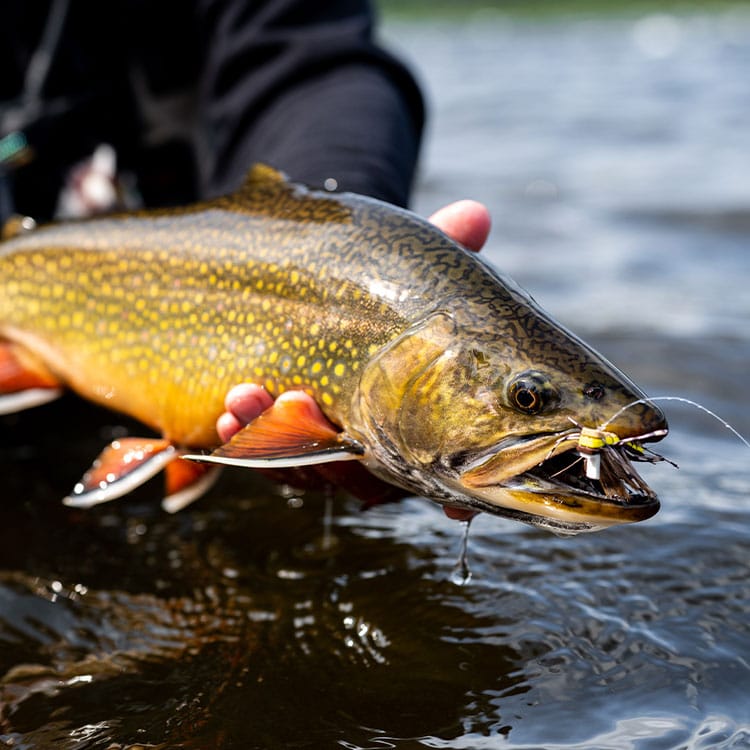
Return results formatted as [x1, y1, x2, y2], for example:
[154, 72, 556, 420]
[450, 519, 473, 586]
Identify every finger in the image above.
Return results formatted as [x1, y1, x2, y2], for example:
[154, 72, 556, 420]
[217, 383, 275, 441]
[216, 411, 245, 444]
[428, 199, 491, 252]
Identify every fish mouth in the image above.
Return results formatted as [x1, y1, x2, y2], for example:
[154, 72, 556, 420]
[454, 430, 666, 534]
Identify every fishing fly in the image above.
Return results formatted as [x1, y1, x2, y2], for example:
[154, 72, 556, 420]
[552, 396, 750, 488]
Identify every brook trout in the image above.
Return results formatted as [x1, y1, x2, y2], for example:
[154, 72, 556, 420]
[0, 165, 668, 532]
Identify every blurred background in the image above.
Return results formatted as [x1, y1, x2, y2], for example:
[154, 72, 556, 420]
[1, 3, 749, 748]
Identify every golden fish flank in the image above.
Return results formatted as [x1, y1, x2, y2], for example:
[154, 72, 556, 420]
[2, 212, 399, 447]
[0, 164, 668, 531]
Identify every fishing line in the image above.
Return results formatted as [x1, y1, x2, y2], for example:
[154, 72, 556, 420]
[602, 396, 750, 451]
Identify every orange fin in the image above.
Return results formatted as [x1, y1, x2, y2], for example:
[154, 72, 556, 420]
[162, 457, 221, 514]
[183, 391, 364, 469]
[0, 341, 62, 414]
[63, 438, 177, 508]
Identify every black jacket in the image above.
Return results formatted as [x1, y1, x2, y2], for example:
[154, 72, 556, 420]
[0, 0, 424, 222]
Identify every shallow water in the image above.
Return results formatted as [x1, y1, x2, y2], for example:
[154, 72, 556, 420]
[2, 9, 750, 750]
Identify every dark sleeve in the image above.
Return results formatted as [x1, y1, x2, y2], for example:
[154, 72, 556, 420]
[193, 0, 424, 207]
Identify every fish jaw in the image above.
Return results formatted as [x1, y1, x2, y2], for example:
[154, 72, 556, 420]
[450, 428, 665, 533]
[446, 482, 659, 534]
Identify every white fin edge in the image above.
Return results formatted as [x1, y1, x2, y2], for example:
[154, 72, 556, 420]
[0, 388, 63, 415]
[180, 451, 361, 470]
[161, 466, 222, 514]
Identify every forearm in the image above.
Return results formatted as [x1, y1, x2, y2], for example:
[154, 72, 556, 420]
[194, 0, 424, 206]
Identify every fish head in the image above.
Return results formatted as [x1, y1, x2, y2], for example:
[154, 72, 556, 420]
[354, 285, 668, 534]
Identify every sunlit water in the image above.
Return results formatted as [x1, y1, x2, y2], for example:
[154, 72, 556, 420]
[2, 10, 750, 750]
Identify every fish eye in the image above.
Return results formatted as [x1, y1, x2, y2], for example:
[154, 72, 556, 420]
[507, 370, 556, 415]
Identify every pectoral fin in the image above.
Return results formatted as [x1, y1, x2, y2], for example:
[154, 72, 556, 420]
[183, 391, 364, 469]
[0, 340, 62, 414]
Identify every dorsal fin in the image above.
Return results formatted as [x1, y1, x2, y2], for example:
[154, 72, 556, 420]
[229, 163, 352, 224]
[237, 163, 298, 203]
[239, 163, 290, 194]
[228, 163, 299, 213]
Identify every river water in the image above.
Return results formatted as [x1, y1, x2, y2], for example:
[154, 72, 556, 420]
[2, 8, 750, 750]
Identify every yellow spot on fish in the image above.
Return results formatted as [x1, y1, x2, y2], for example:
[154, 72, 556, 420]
[321, 392, 333, 406]
[334, 363, 346, 377]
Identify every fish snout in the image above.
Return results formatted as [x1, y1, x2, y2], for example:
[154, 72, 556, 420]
[604, 398, 668, 443]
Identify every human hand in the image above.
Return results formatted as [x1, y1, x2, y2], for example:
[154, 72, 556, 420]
[216, 199, 491, 443]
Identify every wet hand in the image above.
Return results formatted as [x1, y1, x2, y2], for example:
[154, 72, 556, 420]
[216, 199, 491, 442]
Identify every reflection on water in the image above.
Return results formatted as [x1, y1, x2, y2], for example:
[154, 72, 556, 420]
[2, 401, 749, 748]
[3, 9, 750, 750]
